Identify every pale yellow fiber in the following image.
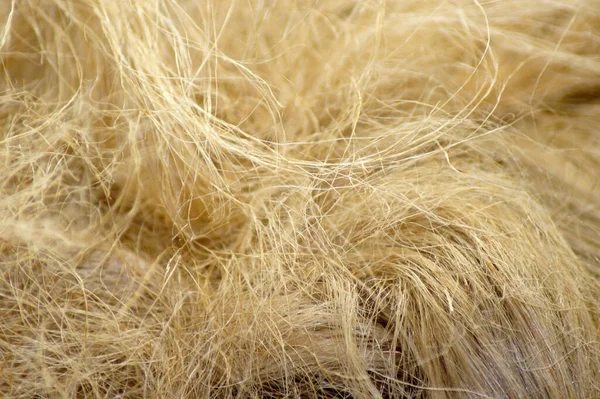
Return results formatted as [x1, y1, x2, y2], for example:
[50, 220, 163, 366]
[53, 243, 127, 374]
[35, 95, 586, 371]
[1, 0, 600, 397]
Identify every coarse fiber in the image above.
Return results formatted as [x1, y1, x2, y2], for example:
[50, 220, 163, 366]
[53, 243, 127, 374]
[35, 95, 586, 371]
[1, 0, 600, 397]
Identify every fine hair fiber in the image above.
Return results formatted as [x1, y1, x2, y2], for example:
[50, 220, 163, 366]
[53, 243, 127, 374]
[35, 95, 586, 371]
[2, 0, 600, 397]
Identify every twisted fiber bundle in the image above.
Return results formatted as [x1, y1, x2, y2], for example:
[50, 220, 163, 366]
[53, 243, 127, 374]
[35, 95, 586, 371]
[1, 0, 600, 397]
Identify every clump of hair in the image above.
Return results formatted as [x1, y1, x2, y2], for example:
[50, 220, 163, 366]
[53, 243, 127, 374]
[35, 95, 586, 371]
[1, 0, 600, 397]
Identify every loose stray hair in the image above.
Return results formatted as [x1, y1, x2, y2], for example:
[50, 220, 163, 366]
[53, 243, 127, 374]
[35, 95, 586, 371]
[1, 0, 600, 397]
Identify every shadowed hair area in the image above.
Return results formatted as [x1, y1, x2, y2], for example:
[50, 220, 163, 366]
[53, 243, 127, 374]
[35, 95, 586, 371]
[1, 0, 600, 397]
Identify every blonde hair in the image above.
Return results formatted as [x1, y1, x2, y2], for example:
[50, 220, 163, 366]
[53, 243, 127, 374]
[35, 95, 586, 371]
[2, 0, 600, 397]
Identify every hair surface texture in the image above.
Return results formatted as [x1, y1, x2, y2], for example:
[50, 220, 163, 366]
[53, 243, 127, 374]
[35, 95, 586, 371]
[1, 0, 600, 397]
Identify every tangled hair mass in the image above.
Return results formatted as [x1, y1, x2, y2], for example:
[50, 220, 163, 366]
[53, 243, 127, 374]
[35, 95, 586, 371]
[2, 0, 600, 397]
